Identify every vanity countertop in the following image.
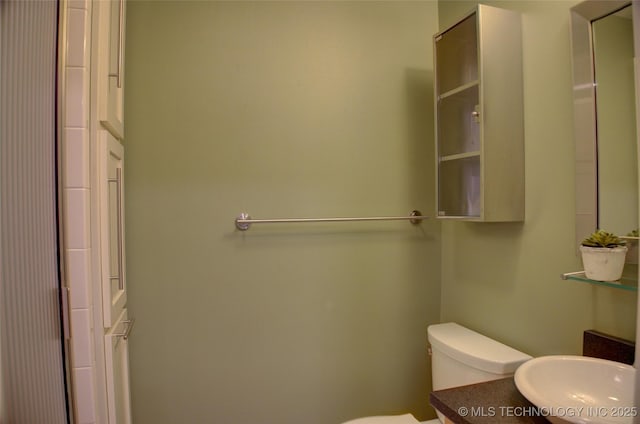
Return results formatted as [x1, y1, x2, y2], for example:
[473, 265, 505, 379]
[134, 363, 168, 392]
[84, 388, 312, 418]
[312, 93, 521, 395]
[429, 377, 550, 424]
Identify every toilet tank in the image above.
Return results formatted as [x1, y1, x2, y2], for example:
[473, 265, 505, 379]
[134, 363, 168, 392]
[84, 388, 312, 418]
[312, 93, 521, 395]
[427, 322, 531, 391]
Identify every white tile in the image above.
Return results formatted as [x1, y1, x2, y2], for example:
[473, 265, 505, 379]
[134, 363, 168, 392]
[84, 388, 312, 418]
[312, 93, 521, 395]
[64, 128, 89, 188]
[71, 309, 92, 368]
[67, 249, 90, 309]
[73, 367, 97, 424]
[65, 67, 87, 128]
[66, 9, 87, 68]
[65, 189, 90, 249]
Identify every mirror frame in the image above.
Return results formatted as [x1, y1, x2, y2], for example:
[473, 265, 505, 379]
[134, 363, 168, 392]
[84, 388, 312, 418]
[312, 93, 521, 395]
[570, 0, 633, 247]
[571, 0, 640, 371]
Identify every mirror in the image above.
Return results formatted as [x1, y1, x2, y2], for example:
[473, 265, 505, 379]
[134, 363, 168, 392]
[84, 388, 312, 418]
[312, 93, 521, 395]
[593, 5, 638, 236]
[570, 0, 638, 247]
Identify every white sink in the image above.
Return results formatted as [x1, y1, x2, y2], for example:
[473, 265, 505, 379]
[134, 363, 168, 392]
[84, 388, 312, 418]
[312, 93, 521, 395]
[514, 355, 636, 424]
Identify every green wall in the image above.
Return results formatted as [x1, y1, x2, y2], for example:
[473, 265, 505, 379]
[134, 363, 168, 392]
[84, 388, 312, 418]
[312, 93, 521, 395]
[124, 2, 440, 423]
[438, 0, 637, 356]
[126, 1, 638, 423]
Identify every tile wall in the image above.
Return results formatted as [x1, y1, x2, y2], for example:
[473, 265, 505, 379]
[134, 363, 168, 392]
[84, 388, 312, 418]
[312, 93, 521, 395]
[62, 1, 100, 422]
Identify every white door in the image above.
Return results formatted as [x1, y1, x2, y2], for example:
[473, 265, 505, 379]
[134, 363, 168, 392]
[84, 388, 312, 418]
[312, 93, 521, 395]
[104, 308, 133, 424]
[100, 130, 126, 327]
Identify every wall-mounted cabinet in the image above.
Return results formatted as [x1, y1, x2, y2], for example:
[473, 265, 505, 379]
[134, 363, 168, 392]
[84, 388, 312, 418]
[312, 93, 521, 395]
[90, 1, 131, 420]
[434, 5, 524, 221]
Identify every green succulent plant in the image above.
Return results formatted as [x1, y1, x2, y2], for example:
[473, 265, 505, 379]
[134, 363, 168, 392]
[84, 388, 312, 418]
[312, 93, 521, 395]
[581, 229, 626, 248]
[627, 229, 639, 237]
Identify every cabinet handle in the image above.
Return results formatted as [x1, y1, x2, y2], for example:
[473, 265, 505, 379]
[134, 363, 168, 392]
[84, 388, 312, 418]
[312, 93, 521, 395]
[108, 0, 124, 88]
[108, 168, 124, 291]
[115, 167, 124, 290]
[471, 105, 480, 123]
[113, 318, 135, 340]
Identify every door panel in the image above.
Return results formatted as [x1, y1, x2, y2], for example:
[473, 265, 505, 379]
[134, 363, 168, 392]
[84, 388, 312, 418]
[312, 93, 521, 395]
[100, 130, 126, 327]
[97, 0, 126, 139]
[104, 309, 132, 424]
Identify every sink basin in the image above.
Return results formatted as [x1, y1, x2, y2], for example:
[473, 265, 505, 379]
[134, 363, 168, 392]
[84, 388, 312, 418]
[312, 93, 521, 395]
[514, 355, 635, 424]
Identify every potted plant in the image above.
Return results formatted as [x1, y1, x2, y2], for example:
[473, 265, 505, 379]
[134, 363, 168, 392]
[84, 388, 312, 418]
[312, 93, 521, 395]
[580, 230, 627, 282]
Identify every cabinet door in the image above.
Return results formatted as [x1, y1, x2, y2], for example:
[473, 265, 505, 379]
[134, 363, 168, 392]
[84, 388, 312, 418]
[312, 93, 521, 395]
[434, 12, 481, 219]
[96, 0, 126, 139]
[100, 130, 126, 327]
[105, 309, 133, 424]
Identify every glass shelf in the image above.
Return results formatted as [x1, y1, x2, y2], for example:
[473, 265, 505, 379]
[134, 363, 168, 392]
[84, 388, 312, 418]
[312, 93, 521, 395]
[438, 80, 480, 101]
[440, 151, 480, 162]
[562, 271, 638, 292]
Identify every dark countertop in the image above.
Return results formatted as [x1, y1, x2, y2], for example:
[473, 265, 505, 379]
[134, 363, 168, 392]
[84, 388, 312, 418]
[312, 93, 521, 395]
[429, 377, 550, 424]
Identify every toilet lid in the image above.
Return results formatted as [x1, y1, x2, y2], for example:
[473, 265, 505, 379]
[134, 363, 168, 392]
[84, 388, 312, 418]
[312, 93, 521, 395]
[341, 414, 420, 424]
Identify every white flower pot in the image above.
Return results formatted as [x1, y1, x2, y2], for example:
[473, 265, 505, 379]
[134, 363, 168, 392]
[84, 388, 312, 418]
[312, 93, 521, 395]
[580, 246, 628, 282]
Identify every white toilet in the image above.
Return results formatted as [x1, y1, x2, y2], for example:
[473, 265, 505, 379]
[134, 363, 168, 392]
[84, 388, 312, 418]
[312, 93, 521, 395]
[342, 322, 532, 424]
